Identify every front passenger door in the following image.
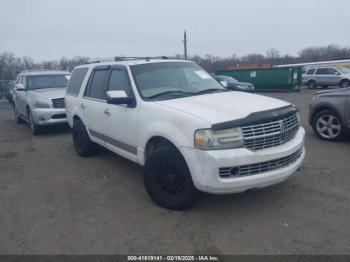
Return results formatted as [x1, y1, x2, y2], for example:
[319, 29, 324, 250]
[326, 68, 342, 86]
[103, 66, 139, 161]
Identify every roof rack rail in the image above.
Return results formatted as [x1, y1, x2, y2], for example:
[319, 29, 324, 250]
[86, 57, 116, 64]
[114, 56, 169, 61]
[20, 69, 58, 73]
[85, 56, 170, 65]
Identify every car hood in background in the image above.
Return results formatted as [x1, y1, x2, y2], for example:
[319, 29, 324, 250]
[28, 87, 67, 99]
[239, 82, 253, 86]
[156, 91, 289, 124]
[315, 87, 350, 96]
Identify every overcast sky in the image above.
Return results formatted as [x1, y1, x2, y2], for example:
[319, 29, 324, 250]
[1, 0, 350, 61]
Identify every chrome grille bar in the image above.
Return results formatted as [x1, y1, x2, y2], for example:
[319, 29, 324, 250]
[241, 113, 299, 151]
[219, 148, 303, 178]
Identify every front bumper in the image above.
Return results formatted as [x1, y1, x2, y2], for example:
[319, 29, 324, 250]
[32, 108, 67, 126]
[180, 127, 305, 194]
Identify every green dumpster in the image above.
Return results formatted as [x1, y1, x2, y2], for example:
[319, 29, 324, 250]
[217, 67, 302, 92]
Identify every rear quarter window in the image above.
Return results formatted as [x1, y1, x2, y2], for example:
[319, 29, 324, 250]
[66, 68, 88, 95]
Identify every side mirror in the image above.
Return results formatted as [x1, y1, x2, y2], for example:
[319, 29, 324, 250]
[334, 71, 340, 75]
[106, 90, 135, 107]
[16, 84, 25, 91]
[220, 81, 228, 88]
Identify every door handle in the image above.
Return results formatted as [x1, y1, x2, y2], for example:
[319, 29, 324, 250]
[80, 103, 85, 109]
[104, 109, 111, 116]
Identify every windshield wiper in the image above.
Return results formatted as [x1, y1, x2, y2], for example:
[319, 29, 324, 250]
[194, 88, 228, 95]
[147, 90, 194, 99]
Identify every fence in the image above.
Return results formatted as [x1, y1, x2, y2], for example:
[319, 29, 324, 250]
[0, 80, 15, 99]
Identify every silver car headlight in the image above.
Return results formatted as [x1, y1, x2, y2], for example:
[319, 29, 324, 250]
[34, 101, 51, 108]
[194, 127, 244, 150]
[237, 85, 249, 90]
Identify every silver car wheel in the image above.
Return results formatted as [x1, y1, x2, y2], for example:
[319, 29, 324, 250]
[316, 114, 341, 139]
[340, 80, 350, 88]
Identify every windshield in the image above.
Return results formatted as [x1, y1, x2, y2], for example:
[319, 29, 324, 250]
[337, 67, 350, 74]
[26, 74, 71, 90]
[130, 62, 226, 99]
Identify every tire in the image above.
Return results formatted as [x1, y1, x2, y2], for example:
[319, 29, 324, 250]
[28, 109, 42, 135]
[340, 79, 350, 88]
[72, 119, 97, 157]
[312, 109, 345, 141]
[14, 105, 25, 124]
[144, 146, 199, 210]
[308, 80, 316, 89]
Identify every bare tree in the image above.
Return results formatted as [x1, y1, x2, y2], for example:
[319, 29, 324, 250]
[1, 44, 350, 79]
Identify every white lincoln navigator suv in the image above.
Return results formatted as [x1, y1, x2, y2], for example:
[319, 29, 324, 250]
[65, 58, 305, 210]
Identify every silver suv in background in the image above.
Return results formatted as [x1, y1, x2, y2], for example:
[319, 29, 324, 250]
[303, 66, 350, 89]
[13, 70, 71, 135]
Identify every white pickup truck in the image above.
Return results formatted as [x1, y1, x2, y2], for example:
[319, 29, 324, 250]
[65, 58, 305, 210]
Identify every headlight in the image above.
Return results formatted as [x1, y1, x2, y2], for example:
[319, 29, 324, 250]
[194, 127, 244, 150]
[34, 101, 50, 108]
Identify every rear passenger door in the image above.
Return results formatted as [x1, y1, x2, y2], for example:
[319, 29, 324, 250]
[315, 68, 328, 85]
[303, 68, 315, 84]
[103, 65, 138, 161]
[82, 66, 110, 143]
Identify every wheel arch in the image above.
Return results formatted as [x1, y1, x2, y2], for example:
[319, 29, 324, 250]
[339, 78, 350, 85]
[144, 136, 180, 164]
[71, 114, 86, 128]
[307, 79, 316, 85]
[310, 104, 343, 126]
[73, 114, 82, 122]
[26, 104, 31, 114]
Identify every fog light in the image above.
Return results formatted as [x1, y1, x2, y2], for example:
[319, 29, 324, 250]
[229, 167, 239, 177]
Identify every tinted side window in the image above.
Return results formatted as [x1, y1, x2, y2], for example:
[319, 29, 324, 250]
[67, 68, 88, 95]
[88, 69, 109, 100]
[316, 68, 328, 75]
[108, 69, 132, 96]
[307, 69, 315, 75]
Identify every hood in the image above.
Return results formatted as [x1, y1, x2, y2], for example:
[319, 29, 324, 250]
[315, 87, 350, 96]
[156, 91, 290, 124]
[28, 87, 66, 99]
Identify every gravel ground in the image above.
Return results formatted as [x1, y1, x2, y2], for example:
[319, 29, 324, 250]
[0, 88, 349, 255]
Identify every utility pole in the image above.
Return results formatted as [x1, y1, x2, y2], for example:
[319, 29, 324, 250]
[183, 30, 188, 60]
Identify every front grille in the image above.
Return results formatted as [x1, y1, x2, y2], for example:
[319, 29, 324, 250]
[241, 113, 299, 151]
[51, 98, 65, 108]
[219, 148, 303, 179]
